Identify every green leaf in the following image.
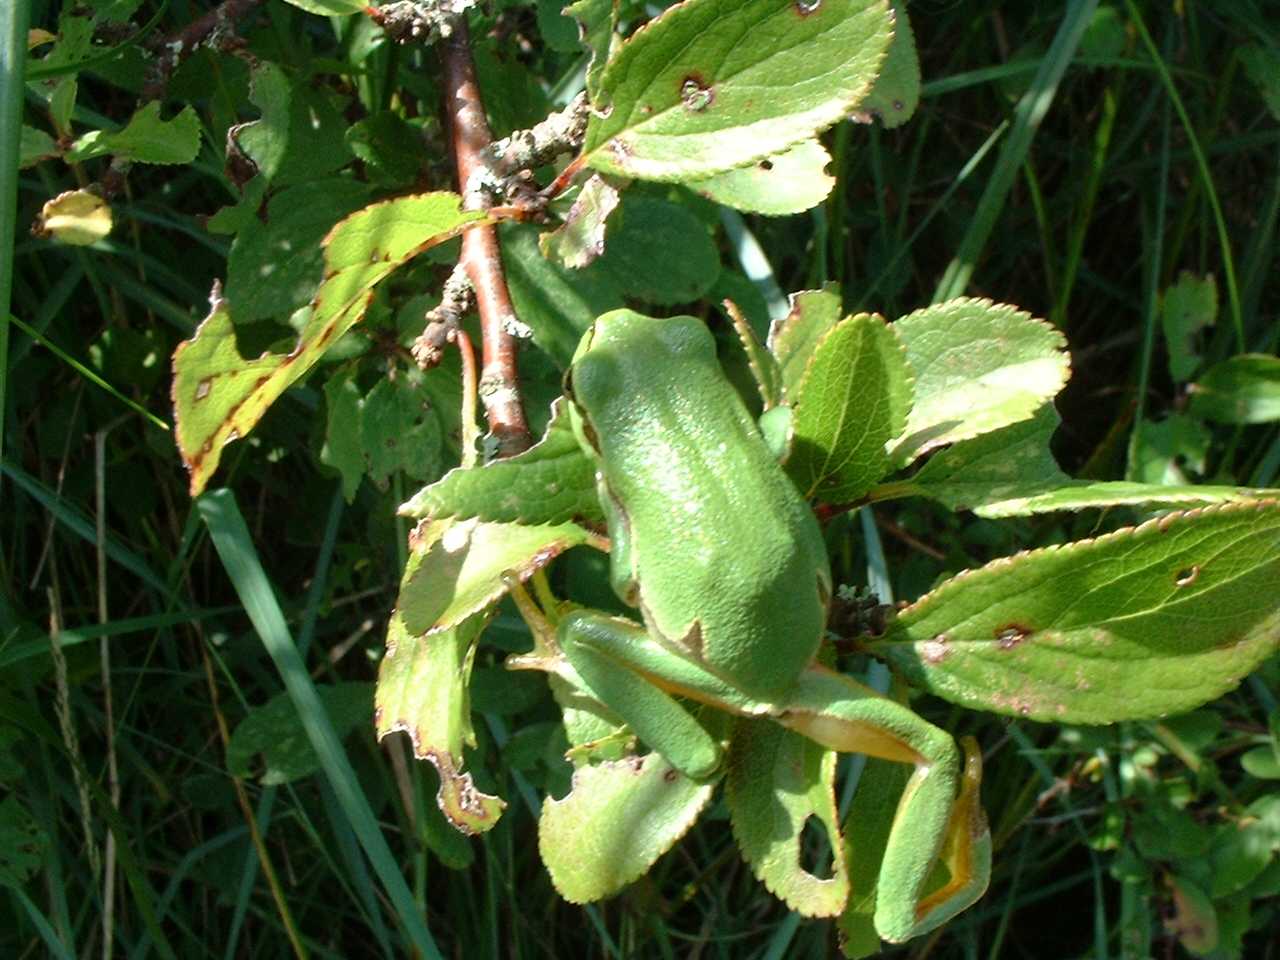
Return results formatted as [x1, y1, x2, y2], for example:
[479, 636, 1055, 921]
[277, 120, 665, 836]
[321, 371, 365, 500]
[227, 683, 373, 785]
[890, 298, 1069, 466]
[400, 398, 602, 526]
[173, 192, 484, 496]
[852, 0, 919, 129]
[1165, 875, 1219, 955]
[0, 796, 49, 888]
[225, 179, 375, 323]
[1162, 272, 1217, 382]
[346, 112, 426, 187]
[537, 0, 582, 52]
[1132, 414, 1211, 486]
[376, 612, 504, 834]
[1240, 747, 1280, 779]
[537, 751, 715, 902]
[566, 0, 619, 100]
[768, 285, 843, 402]
[1240, 44, 1280, 121]
[900, 405, 1266, 517]
[727, 721, 849, 917]
[237, 62, 353, 186]
[787, 312, 911, 503]
[685, 139, 835, 215]
[1208, 802, 1279, 897]
[539, 173, 622, 269]
[397, 517, 593, 635]
[360, 373, 446, 491]
[278, 0, 365, 17]
[580, 0, 893, 181]
[502, 223, 624, 368]
[66, 103, 201, 164]
[593, 195, 720, 304]
[19, 124, 57, 167]
[868, 500, 1280, 723]
[1189, 354, 1280, 424]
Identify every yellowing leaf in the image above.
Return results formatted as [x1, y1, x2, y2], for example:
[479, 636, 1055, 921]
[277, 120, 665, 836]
[33, 189, 112, 246]
[172, 192, 484, 496]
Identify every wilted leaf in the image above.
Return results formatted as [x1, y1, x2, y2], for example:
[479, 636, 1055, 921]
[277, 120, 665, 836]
[1190, 355, 1280, 424]
[67, 103, 201, 165]
[852, 1, 920, 128]
[540, 174, 622, 269]
[33, 189, 112, 246]
[397, 517, 593, 635]
[227, 683, 373, 785]
[1165, 875, 1218, 955]
[580, 0, 893, 181]
[172, 192, 484, 496]
[868, 500, 1280, 723]
[890, 298, 1069, 466]
[728, 720, 849, 917]
[788, 312, 911, 503]
[538, 752, 715, 902]
[685, 140, 835, 215]
[377, 612, 504, 834]
[400, 398, 602, 526]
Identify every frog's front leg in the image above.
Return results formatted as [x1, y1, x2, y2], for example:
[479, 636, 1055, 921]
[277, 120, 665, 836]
[778, 666, 992, 942]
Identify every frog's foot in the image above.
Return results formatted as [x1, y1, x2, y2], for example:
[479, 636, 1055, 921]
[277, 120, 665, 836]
[773, 665, 992, 942]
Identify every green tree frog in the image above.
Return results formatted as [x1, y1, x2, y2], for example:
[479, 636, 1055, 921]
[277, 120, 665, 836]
[513, 309, 990, 942]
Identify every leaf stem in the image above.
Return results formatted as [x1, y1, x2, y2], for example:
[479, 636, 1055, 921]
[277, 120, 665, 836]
[440, 18, 532, 457]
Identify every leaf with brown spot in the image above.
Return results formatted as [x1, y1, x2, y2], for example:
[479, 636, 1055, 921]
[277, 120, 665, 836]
[869, 500, 1280, 724]
[580, 0, 893, 182]
[172, 193, 484, 496]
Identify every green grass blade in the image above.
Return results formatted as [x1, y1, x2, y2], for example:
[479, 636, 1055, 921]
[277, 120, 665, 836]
[932, 0, 1098, 302]
[0, 0, 28, 463]
[197, 489, 443, 960]
[10, 888, 75, 960]
[0, 459, 169, 593]
[1125, 0, 1244, 350]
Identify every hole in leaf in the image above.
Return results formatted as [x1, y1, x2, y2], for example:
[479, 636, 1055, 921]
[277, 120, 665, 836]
[799, 815, 834, 879]
[795, 0, 821, 14]
[680, 76, 714, 112]
[1175, 566, 1200, 587]
[994, 624, 1032, 650]
[759, 159, 774, 171]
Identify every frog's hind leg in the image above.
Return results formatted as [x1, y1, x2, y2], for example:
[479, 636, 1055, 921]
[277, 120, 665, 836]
[776, 665, 992, 942]
[555, 610, 726, 781]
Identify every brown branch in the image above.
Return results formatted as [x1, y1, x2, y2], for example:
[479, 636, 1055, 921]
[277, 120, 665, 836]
[439, 17, 532, 457]
[143, 0, 265, 99]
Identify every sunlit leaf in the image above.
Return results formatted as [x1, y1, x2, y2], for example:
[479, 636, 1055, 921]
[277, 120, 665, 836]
[33, 188, 112, 246]
[868, 501, 1280, 723]
[580, 0, 893, 181]
[172, 192, 484, 496]
[890, 298, 1069, 466]
[400, 398, 602, 526]
[768, 285, 842, 402]
[538, 752, 715, 902]
[727, 720, 849, 917]
[67, 103, 202, 165]
[397, 517, 593, 635]
[787, 312, 911, 503]
[685, 139, 835, 215]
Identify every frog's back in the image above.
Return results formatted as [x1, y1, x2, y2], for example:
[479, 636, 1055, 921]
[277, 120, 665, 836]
[570, 311, 830, 699]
